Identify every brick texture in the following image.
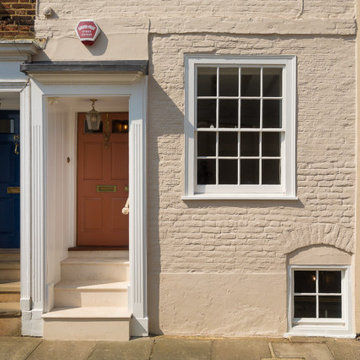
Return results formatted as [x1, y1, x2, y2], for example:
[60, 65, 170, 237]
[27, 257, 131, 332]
[34, 0, 357, 336]
[0, 0, 35, 38]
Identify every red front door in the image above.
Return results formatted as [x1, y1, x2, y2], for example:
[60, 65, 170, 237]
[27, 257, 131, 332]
[77, 112, 129, 247]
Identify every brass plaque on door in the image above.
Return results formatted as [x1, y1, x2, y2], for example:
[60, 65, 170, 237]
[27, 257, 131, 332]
[96, 185, 117, 193]
[7, 186, 20, 194]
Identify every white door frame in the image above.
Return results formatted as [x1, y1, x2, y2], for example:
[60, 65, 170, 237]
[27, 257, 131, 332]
[22, 77, 148, 337]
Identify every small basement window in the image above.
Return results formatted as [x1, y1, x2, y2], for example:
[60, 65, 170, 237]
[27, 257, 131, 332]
[288, 266, 353, 337]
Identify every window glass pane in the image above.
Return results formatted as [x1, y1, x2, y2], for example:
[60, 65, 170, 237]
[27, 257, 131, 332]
[0, 119, 14, 133]
[319, 296, 342, 318]
[294, 296, 316, 318]
[219, 68, 238, 96]
[85, 119, 103, 133]
[240, 159, 259, 184]
[263, 100, 282, 128]
[262, 160, 280, 185]
[197, 99, 216, 128]
[219, 160, 237, 184]
[241, 68, 260, 96]
[219, 99, 238, 128]
[262, 132, 281, 157]
[197, 67, 217, 96]
[112, 120, 128, 133]
[219, 132, 238, 156]
[263, 68, 282, 97]
[197, 159, 216, 185]
[198, 132, 216, 156]
[294, 271, 316, 293]
[319, 271, 341, 294]
[241, 132, 259, 156]
[241, 100, 260, 128]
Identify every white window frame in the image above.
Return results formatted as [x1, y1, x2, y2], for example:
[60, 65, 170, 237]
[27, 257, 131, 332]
[287, 265, 354, 338]
[183, 55, 297, 200]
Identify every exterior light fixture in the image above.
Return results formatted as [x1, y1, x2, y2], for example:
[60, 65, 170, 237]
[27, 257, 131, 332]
[85, 99, 101, 131]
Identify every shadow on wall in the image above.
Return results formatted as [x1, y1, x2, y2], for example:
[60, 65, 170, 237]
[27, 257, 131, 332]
[147, 74, 184, 335]
[146, 45, 304, 335]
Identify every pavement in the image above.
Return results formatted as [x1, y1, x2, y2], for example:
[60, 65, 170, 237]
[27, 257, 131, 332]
[0, 335, 359, 360]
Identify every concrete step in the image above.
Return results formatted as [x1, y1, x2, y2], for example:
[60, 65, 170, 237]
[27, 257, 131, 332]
[54, 280, 128, 307]
[0, 280, 20, 302]
[43, 307, 130, 341]
[0, 250, 20, 262]
[61, 257, 129, 282]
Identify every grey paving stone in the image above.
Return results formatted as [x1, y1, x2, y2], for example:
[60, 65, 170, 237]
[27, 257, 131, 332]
[88, 337, 153, 360]
[326, 339, 360, 360]
[212, 338, 271, 360]
[151, 337, 212, 360]
[272, 342, 335, 360]
[0, 337, 41, 360]
[26, 340, 96, 360]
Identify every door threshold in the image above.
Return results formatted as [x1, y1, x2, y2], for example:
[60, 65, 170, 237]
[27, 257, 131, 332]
[69, 246, 129, 251]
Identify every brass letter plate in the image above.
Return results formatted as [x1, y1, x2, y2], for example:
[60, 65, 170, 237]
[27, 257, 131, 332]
[7, 186, 20, 194]
[96, 185, 117, 193]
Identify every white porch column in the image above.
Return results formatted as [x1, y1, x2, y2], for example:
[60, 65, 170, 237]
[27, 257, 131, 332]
[129, 77, 148, 336]
[20, 82, 33, 335]
[28, 80, 45, 335]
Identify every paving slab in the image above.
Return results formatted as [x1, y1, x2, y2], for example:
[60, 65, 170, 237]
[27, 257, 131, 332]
[0, 337, 41, 360]
[151, 337, 212, 360]
[212, 338, 271, 360]
[88, 337, 153, 360]
[326, 339, 360, 360]
[26, 340, 96, 360]
[272, 342, 334, 360]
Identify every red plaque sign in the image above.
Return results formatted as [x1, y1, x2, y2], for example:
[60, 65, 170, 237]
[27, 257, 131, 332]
[75, 20, 100, 46]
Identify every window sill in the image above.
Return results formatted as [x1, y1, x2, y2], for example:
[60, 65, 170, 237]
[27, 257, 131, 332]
[285, 327, 355, 339]
[182, 194, 298, 201]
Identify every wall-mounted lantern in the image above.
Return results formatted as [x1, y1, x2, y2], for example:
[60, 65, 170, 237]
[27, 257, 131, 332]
[85, 99, 101, 131]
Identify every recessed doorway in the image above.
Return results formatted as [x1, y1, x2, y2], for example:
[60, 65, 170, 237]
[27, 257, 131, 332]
[77, 112, 129, 247]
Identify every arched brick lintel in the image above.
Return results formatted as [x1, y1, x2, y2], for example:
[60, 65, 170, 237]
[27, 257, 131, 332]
[282, 224, 354, 255]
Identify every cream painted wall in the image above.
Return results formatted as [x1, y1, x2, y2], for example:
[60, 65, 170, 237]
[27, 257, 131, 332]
[45, 101, 74, 311]
[34, 0, 357, 336]
[147, 34, 356, 336]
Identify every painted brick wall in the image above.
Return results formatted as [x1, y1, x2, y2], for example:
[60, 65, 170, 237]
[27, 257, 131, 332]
[34, 0, 357, 335]
[0, 0, 35, 38]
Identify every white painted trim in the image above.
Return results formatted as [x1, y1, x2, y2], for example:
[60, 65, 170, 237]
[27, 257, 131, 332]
[184, 55, 297, 199]
[27, 77, 148, 337]
[28, 73, 143, 85]
[182, 194, 298, 200]
[20, 83, 32, 334]
[287, 265, 354, 338]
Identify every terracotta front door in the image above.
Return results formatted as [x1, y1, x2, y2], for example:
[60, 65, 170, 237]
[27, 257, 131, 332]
[77, 112, 129, 247]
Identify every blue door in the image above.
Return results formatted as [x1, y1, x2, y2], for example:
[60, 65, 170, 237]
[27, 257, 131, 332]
[0, 111, 20, 248]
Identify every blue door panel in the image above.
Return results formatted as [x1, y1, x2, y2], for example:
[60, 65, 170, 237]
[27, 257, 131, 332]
[0, 110, 20, 249]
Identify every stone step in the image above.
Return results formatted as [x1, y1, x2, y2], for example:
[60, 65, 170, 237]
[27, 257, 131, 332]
[54, 280, 128, 307]
[68, 250, 129, 259]
[61, 257, 129, 282]
[0, 250, 20, 262]
[0, 280, 20, 302]
[0, 261, 20, 281]
[43, 306, 130, 341]
[0, 302, 21, 317]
